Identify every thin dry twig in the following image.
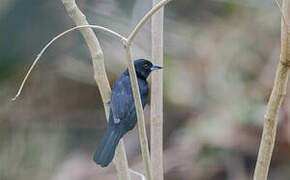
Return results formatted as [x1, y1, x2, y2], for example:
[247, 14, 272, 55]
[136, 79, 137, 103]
[273, 0, 289, 30]
[123, 44, 152, 180]
[254, 0, 290, 179]
[122, 0, 172, 179]
[12, 24, 125, 101]
[127, 0, 172, 45]
[150, 0, 164, 179]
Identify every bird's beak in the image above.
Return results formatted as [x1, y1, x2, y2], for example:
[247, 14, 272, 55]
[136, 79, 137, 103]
[150, 64, 163, 71]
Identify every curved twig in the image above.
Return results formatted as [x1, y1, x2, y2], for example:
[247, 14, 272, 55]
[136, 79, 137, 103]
[127, 0, 172, 45]
[12, 25, 126, 101]
[129, 169, 146, 180]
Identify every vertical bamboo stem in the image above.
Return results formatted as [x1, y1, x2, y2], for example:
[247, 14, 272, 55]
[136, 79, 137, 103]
[151, 0, 164, 179]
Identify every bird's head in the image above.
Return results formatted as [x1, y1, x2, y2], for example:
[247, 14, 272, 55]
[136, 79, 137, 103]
[133, 59, 162, 79]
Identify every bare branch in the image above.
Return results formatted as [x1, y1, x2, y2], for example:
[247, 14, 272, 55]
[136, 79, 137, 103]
[124, 44, 152, 180]
[254, 0, 290, 179]
[12, 24, 126, 102]
[150, 0, 164, 180]
[122, 0, 172, 179]
[273, 0, 289, 30]
[127, 0, 172, 45]
[61, 1, 131, 180]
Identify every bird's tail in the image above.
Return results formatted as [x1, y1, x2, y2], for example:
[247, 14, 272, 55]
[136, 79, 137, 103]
[93, 127, 125, 167]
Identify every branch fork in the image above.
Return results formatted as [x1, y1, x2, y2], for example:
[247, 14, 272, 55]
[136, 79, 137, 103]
[13, 0, 172, 180]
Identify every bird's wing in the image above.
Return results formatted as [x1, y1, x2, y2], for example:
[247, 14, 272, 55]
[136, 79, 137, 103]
[110, 75, 134, 124]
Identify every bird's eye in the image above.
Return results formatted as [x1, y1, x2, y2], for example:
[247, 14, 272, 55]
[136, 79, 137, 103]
[144, 64, 149, 69]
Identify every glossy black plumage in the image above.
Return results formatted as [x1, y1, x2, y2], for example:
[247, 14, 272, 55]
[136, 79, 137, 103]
[93, 59, 162, 167]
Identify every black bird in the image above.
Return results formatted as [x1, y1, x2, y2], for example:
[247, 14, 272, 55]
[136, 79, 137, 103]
[93, 59, 162, 167]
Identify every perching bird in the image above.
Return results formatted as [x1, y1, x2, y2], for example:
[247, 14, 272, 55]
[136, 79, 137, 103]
[93, 59, 162, 167]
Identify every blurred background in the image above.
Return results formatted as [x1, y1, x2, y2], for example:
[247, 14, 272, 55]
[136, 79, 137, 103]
[1, 0, 290, 179]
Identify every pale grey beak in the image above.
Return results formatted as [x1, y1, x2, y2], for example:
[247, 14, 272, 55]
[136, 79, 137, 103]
[150, 65, 163, 71]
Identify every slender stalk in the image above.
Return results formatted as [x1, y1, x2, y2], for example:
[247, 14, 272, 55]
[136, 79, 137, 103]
[123, 44, 152, 180]
[121, 0, 172, 178]
[61, 1, 130, 179]
[151, 0, 164, 179]
[11, 24, 125, 102]
[127, 0, 171, 45]
[253, 0, 290, 179]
